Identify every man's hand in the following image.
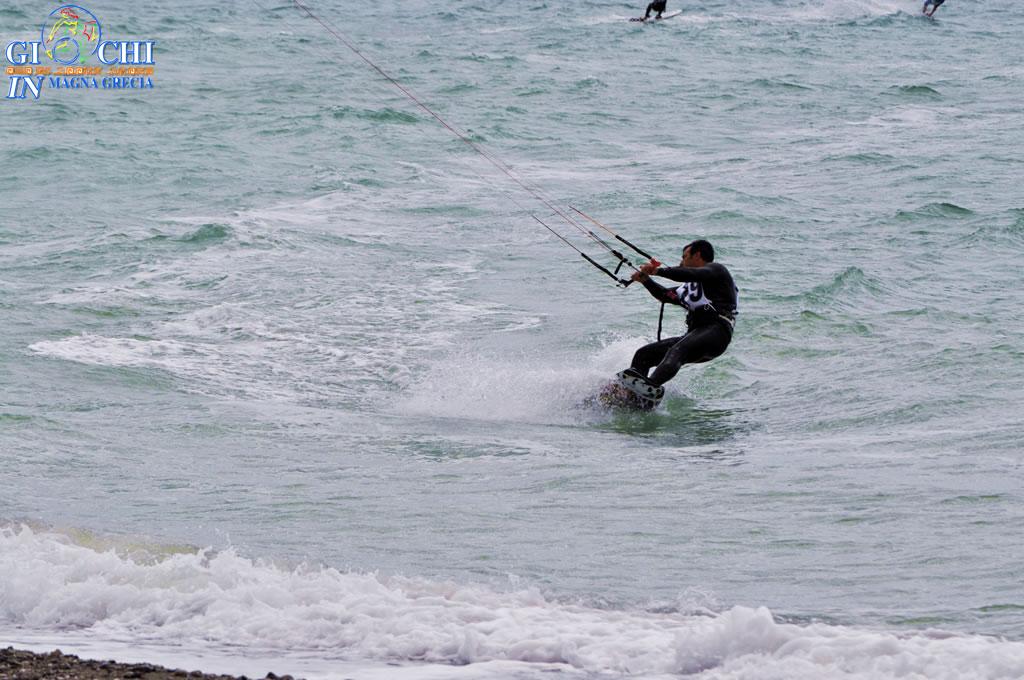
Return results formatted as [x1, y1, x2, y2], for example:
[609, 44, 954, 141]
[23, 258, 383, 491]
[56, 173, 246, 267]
[632, 258, 661, 282]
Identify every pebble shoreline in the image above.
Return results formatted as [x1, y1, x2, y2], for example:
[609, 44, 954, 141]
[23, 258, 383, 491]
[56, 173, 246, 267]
[0, 647, 298, 680]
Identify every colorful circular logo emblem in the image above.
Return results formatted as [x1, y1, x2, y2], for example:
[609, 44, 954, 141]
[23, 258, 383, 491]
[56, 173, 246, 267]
[41, 5, 102, 65]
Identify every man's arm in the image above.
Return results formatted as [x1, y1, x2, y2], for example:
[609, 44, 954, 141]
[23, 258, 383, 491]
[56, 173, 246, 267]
[653, 265, 718, 283]
[639, 276, 681, 304]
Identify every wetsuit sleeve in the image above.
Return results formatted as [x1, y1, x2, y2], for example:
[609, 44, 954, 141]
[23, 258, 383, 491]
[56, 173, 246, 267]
[640, 277, 681, 305]
[655, 265, 719, 282]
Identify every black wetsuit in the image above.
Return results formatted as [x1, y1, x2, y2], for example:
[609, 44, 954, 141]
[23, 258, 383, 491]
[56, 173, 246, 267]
[631, 262, 738, 386]
[644, 0, 668, 19]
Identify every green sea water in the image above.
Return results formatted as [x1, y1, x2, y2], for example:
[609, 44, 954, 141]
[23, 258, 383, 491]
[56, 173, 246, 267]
[2, 0, 1024, 677]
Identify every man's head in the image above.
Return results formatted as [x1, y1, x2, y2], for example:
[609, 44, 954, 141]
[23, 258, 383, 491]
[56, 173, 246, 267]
[681, 239, 714, 267]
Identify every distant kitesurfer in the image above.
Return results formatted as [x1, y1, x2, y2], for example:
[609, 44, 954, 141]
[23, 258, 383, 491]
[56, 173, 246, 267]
[624, 239, 737, 389]
[922, 0, 945, 17]
[644, 1, 667, 20]
[632, 0, 668, 21]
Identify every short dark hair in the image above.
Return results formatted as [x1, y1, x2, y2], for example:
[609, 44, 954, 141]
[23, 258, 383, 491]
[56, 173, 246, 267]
[685, 239, 715, 262]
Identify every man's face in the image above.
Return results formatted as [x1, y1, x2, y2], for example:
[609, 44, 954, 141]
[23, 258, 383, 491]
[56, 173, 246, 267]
[681, 247, 700, 267]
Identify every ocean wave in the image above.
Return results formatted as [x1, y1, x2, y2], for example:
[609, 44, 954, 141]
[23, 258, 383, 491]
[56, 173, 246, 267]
[748, 78, 814, 92]
[170, 222, 234, 245]
[456, 53, 522, 65]
[957, 208, 1024, 248]
[329, 106, 421, 124]
[438, 82, 480, 96]
[885, 84, 943, 99]
[2, 525, 1023, 679]
[821, 151, 898, 164]
[788, 267, 887, 311]
[571, 77, 608, 92]
[894, 202, 975, 221]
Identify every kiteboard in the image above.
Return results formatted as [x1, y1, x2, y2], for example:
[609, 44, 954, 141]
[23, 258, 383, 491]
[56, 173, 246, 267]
[590, 369, 665, 411]
[629, 10, 682, 22]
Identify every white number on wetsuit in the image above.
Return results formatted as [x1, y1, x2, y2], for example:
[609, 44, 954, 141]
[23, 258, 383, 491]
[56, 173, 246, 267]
[675, 282, 712, 311]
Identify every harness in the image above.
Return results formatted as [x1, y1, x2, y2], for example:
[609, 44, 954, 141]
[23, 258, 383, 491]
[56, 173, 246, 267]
[656, 303, 735, 341]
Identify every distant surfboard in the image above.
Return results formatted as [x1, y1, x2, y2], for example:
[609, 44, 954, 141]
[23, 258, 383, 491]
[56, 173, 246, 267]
[629, 10, 682, 22]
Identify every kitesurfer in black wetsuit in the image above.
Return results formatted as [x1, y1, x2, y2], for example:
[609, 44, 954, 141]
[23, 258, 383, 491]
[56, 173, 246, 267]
[922, 0, 945, 16]
[626, 239, 737, 387]
[645, 1, 668, 19]
[632, 0, 667, 20]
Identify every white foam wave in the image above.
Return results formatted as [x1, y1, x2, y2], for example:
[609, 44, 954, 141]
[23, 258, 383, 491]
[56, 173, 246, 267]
[750, 0, 918, 23]
[3, 526, 1022, 679]
[28, 333, 195, 370]
[858, 105, 943, 128]
[27, 192, 511, 407]
[394, 337, 649, 424]
[27, 331, 319, 402]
